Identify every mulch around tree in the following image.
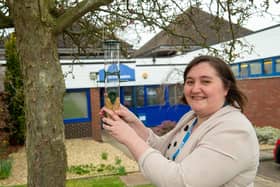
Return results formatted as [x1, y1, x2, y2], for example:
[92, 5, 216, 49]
[0, 131, 22, 159]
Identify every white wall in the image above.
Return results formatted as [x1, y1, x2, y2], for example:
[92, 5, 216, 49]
[2, 25, 280, 90]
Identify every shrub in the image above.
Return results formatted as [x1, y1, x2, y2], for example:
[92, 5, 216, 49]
[4, 34, 25, 145]
[255, 126, 280, 145]
[0, 158, 12, 179]
[101, 152, 108, 160]
[151, 120, 176, 136]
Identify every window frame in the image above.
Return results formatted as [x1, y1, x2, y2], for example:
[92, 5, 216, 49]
[230, 64, 240, 78]
[231, 55, 280, 79]
[63, 88, 91, 124]
[168, 84, 184, 105]
[145, 85, 165, 106]
[240, 63, 249, 78]
[249, 61, 262, 76]
[275, 58, 280, 74]
[263, 59, 273, 75]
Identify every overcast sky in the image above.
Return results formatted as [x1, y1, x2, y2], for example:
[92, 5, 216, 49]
[118, 0, 280, 49]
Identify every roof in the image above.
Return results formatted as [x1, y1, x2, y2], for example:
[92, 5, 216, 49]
[133, 7, 252, 58]
[0, 23, 135, 60]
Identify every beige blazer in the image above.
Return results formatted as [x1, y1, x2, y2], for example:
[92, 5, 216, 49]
[138, 105, 259, 187]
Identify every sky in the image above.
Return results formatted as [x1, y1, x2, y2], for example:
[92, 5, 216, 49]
[243, 0, 280, 30]
[118, 0, 280, 49]
[1, 1, 279, 50]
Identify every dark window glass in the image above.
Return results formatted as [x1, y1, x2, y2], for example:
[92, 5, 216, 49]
[264, 60, 273, 74]
[123, 87, 133, 107]
[169, 84, 183, 105]
[146, 86, 164, 106]
[136, 86, 144, 107]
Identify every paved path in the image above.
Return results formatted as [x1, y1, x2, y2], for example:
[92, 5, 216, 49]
[119, 173, 280, 187]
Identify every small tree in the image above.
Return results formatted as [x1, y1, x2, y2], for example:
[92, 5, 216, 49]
[4, 34, 25, 145]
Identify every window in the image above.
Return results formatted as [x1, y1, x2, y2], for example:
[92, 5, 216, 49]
[264, 60, 272, 74]
[146, 86, 164, 106]
[250, 62, 262, 75]
[169, 84, 183, 105]
[276, 58, 280, 73]
[136, 86, 144, 107]
[63, 89, 90, 123]
[123, 87, 133, 107]
[240, 63, 249, 77]
[230, 65, 239, 77]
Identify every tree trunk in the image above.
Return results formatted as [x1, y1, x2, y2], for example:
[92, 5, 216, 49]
[13, 2, 67, 187]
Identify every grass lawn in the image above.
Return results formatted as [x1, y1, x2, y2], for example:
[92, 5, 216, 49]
[67, 176, 125, 187]
[1, 176, 155, 187]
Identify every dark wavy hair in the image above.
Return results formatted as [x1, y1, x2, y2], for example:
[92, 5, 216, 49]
[181, 55, 247, 112]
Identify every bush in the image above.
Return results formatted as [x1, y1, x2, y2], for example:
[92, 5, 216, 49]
[255, 126, 280, 145]
[151, 120, 176, 136]
[4, 34, 25, 145]
[101, 152, 108, 160]
[0, 158, 12, 179]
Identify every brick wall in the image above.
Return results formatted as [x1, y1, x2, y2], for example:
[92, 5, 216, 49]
[90, 88, 102, 142]
[65, 122, 92, 139]
[238, 77, 280, 129]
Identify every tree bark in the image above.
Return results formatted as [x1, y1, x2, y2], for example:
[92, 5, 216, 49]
[13, 1, 67, 187]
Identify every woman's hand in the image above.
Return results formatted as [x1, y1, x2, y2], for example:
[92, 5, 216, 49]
[101, 107, 138, 145]
[101, 107, 150, 160]
[100, 105, 149, 141]
[115, 104, 141, 125]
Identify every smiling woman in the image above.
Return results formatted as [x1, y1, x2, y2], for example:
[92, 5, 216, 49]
[100, 55, 260, 187]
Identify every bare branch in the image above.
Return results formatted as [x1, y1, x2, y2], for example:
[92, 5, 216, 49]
[54, 0, 113, 35]
[0, 0, 13, 28]
[0, 13, 13, 28]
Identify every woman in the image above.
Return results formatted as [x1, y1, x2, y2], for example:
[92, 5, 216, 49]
[101, 55, 259, 187]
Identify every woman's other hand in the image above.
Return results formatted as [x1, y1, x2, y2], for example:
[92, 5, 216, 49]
[100, 106, 149, 142]
[101, 107, 138, 145]
[101, 106, 150, 160]
[115, 104, 140, 125]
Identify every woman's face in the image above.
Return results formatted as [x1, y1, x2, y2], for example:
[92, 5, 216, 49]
[184, 62, 229, 117]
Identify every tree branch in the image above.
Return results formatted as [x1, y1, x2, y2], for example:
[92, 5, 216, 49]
[0, 16, 13, 29]
[0, 0, 14, 28]
[53, 0, 113, 35]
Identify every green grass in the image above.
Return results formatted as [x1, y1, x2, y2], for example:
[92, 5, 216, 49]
[67, 176, 125, 187]
[0, 176, 156, 187]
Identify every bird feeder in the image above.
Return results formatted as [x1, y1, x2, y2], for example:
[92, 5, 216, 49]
[103, 40, 120, 111]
